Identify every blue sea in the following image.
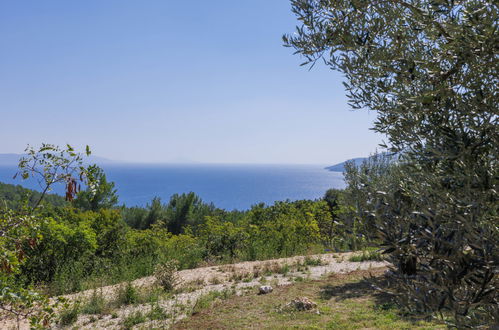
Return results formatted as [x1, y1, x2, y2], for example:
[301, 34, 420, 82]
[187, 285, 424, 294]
[0, 164, 345, 210]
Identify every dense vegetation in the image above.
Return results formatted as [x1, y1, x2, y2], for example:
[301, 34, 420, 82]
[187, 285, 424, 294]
[0, 182, 66, 209]
[2, 177, 366, 297]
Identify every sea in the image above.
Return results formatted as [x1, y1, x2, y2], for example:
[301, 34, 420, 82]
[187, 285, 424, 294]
[0, 164, 345, 210]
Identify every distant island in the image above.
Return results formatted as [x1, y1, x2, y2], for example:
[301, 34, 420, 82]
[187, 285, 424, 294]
[0, 153, 114, 166]
[325, 157, 368, 172]
[326, 152, 399, 172]
[2, 153, 367, 173]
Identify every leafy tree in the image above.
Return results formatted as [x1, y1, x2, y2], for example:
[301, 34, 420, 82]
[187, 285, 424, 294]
[73, 165, 118, 211]
[164, 192, 218, 235]
[144, 197, 166, 229]
[122, 205, 149, 229]
[323, 188, 341, 210]
[242, 201, 321, 259]
[15, 144, 94, 210]
[122, 197, 168, 230]
[285, 1, 498, 326]
[198, 216, 246, 260]
[1, 144, 96, 327]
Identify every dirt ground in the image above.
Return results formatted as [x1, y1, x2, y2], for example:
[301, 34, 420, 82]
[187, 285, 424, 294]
[0, 252, 388, 329]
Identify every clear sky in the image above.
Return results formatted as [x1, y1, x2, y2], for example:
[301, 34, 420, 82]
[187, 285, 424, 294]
[0, 0, 383, 164]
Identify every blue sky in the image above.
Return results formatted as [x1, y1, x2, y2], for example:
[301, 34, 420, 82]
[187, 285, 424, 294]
[0, 0, 383, 164]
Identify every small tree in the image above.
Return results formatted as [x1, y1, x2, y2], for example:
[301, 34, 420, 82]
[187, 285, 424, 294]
[154, 259, 179, 292]
[1, 144, 96, 328]
[74, 165, 118, 211]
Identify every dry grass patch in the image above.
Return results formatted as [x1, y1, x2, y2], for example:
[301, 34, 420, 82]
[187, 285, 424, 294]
[173, 268, 445, 330]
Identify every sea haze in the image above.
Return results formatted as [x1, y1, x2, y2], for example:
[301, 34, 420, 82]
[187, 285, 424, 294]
[0, 164, 345, 210]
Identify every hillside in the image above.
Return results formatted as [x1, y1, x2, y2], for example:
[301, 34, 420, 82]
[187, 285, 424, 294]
[0, 181, 67, 209]
[326, 153, 399, 172]
[325, 157, 368, 172]
[0, 251, 443, 329]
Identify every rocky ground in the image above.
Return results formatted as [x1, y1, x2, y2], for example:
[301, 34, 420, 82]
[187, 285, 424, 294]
[1, 252, 388, 329]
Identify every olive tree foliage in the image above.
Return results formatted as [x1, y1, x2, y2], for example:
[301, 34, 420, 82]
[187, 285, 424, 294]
[1, 144, 97, 328]
[284, 0, 497, 326]
[342, 153, 397, 238]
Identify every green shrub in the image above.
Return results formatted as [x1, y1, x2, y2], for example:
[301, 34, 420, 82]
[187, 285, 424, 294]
[154, 260, 179, 292]
[58, 302, 80, 326]
[278, 264, 290, 275]
[115, 282, 139, 306]
[81, 290, 107, 315]
[349, 250, 384, 262]
[123, 311, 146, 329]
[303, 256, 325, 266]
[146, 303, 168, 321]
[164, 234, 204, 269]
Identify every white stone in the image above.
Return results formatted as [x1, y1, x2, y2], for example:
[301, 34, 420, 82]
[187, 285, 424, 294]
[259, 285, 273, 294]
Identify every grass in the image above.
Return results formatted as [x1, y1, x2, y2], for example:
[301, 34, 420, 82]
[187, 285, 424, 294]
[81, 290, 109, 315]
[123, 311, 147, 329]
[277, 263, 290, 275]
[303, 256, 326, 266]
[58, 302, 80, 326]
[191, 289, 235, 315]
[146, 303, 169, 321]
[173, 268, 445, 330]
[79, 283, 164, 319]
[115, 282, 140, 306]
[47, 255, 161, 296]
[348, 249, 385, 262]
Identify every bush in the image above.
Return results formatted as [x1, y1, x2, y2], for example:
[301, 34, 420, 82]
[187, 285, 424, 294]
[123, 311, 146, 329]
[303, 256, 325, 266]
[348, 250, 384, 262]
[81, 290, 107, 315]
[146, 303, 168, 321]
[58, 302, 80, 326]
[115, 282, 139, 306]
[154, 260, 179, 292]
[163, 233, 204, 269]
[241, 201, 321, 260]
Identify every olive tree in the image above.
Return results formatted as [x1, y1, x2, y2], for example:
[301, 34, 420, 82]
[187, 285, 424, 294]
[284, 0, 498, 326]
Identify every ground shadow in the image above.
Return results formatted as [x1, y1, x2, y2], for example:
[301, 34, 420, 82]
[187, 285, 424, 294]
[319, 276, 391, 304]
[318, 273, 439, 325]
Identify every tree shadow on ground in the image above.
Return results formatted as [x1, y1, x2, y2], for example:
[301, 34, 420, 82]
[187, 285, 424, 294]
[318, 273, 438, 325]
[319, 275, 391, 304]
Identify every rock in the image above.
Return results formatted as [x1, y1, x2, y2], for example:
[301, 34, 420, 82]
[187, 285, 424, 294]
[384, 269, 394, 276]
[287, 297, 317, 311]
[259, 285, 273, 294]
